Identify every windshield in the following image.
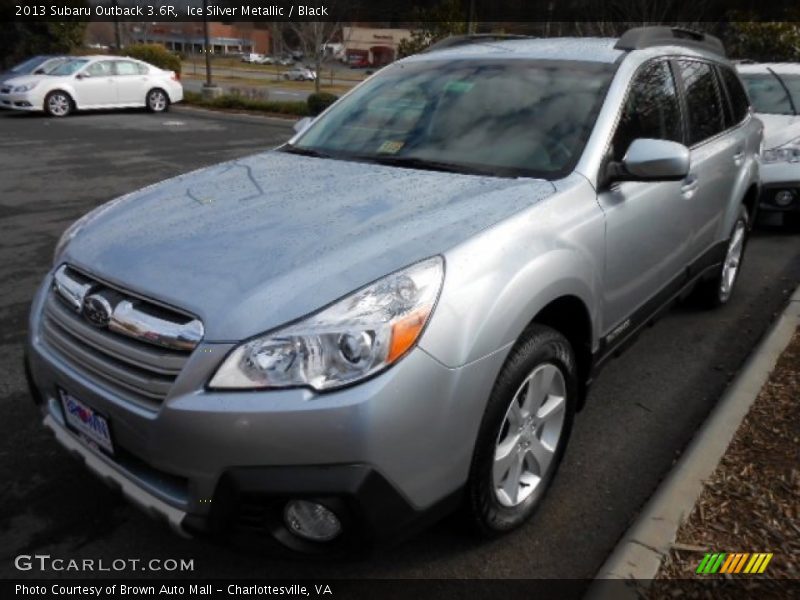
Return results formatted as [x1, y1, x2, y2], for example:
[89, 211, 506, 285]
[740, 71, 800, 115]
[10, 56, 49, 73]
[48, 59, 89, 77]
[289, 59, 615, 178]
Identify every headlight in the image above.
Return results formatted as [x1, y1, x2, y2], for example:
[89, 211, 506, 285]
[13, 82, 38, 93]
[762, 139, 800, 163]
[209, 257, 444, 391]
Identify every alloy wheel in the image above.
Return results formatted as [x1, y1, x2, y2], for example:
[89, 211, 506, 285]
[493, 363, 567, 507]
[720, 219, 746, 301]
[48, 93, 70, 117]
[149, 90, 167, 112]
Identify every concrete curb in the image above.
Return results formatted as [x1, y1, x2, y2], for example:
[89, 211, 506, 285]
[586, 285, 800, 598]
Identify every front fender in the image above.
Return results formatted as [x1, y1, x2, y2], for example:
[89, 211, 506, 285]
[723, 117, 762, 234]
[420, 176, 605, 368]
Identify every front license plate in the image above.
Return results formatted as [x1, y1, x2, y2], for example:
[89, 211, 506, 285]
[59, 389, 115, 456]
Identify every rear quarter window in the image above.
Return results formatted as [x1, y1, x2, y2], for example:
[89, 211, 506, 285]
[718, 66, 750, 125]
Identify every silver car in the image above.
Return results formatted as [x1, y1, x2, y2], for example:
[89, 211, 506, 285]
[26, 27, 761, 553]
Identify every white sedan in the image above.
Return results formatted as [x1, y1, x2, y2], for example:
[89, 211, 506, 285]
[0, 55, 184, 117]
[283, 67, 317, 81]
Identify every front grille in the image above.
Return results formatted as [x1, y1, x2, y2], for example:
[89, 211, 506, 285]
[42, 266, 203, 410]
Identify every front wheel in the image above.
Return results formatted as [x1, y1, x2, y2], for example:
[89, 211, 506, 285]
[146, 88, 169, 113]
[466, 325, 577, 536]
[693, 206, 749, 308]
[44, 91, 73, 117]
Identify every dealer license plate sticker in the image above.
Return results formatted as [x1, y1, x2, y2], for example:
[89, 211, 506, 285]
[59, 389, 115, 456]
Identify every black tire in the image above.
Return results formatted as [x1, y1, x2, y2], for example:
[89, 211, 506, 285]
[146, 88, 169, 113]
[692, 205, 749, 308]
[466, 324, 577, 537]
[43, 91, 73, 117]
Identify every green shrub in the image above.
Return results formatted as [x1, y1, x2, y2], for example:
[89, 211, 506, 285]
[307, 92, 338, 116]
[124, 43, 182, 75]
[183, 91, 309, 117]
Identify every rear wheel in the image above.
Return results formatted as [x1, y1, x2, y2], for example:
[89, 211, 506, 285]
[146, 88, 169, 113]
[466, 325, 577, 536]
[693, 206, 749, 308]
[44, 91, 73, 117]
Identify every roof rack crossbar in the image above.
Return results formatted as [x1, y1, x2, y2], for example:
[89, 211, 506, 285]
[424, 34, 536, 53]
[614, 26, 726, 57]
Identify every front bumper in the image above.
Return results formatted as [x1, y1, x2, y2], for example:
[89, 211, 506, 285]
[26, 273, 506, 550]
[758, 162, 800, 213]
[0, 91, 40, 111]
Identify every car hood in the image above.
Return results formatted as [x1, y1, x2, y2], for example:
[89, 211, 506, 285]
[1, 74, 51, 88]
[756, 113, 800, 149]
[63, 151, 557, 341]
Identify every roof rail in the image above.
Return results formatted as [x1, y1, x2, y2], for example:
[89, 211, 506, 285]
[424, 34, 536, 53]
[614, 26, 726, 57]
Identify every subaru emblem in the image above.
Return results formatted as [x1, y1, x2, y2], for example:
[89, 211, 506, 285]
[82, 294, 113, 328]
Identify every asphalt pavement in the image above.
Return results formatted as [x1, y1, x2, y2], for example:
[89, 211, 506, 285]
[1, 107, 799, 582]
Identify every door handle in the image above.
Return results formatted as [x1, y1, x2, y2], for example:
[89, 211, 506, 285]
[681, 175, 699, 198]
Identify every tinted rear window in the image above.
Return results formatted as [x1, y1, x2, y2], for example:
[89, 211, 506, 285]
[718, 66, 750, 124]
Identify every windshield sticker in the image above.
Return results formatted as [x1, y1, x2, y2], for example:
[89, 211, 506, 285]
[378, 140, 404, 154]
[444, 81, 475, 94]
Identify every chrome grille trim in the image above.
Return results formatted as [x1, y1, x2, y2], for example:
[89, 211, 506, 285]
[53, 265, 204, 351]
[44, 265, 203, 407]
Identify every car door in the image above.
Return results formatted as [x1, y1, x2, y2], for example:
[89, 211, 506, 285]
[597, 59, 694, 336]
[673, 59, 739, 264]
[114, 60, 149, 106]
[74, 60, 117, 107]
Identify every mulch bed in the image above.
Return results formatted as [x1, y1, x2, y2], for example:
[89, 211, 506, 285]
[650, 327, 800, 596]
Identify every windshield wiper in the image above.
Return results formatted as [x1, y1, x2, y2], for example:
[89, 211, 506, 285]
[767, 68, 798, 115]
[358, 154, 485, 175]
[280, 144, 335, 159]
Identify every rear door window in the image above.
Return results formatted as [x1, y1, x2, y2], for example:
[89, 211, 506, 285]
[676, 60, 726, 146]
[114, 61, 141, 76]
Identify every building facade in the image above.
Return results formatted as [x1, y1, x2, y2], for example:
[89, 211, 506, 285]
[341, 27, 412, 66]
[86, 22, 271, 55]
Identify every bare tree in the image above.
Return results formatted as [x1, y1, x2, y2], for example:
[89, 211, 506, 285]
[289, 22, 341, 94]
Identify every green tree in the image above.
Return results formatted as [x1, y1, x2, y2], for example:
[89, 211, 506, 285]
[397, 0, 468, 57]
[0, 14, 88, 69]
[725, 21, 800, 62]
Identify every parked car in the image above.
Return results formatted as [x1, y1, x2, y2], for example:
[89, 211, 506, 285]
[240, 53, 263, 64]
[283, 67, 316, 81]
[255, 55, 274, 65]
[737, 63, 800, 226]
[276, 57, 295, 67]
[28, 27, 761, 553]
[0, 56, 183, 117]
[0, 55, 69, 90]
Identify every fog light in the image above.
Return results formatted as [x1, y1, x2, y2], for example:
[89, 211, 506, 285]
[284, 500, 342, 542]
[774, 190, 795, 207]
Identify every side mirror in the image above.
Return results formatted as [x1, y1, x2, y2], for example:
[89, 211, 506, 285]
[75, 73, 88, 80]
[293, 116, 313, 135]
[609, 138, 690, 183]
[33, 68, 45, 75]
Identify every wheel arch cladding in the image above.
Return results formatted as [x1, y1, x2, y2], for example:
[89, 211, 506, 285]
[527, 295, 593, 408]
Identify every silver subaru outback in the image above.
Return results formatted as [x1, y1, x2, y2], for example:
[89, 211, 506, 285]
[26, 27, 762, 553]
